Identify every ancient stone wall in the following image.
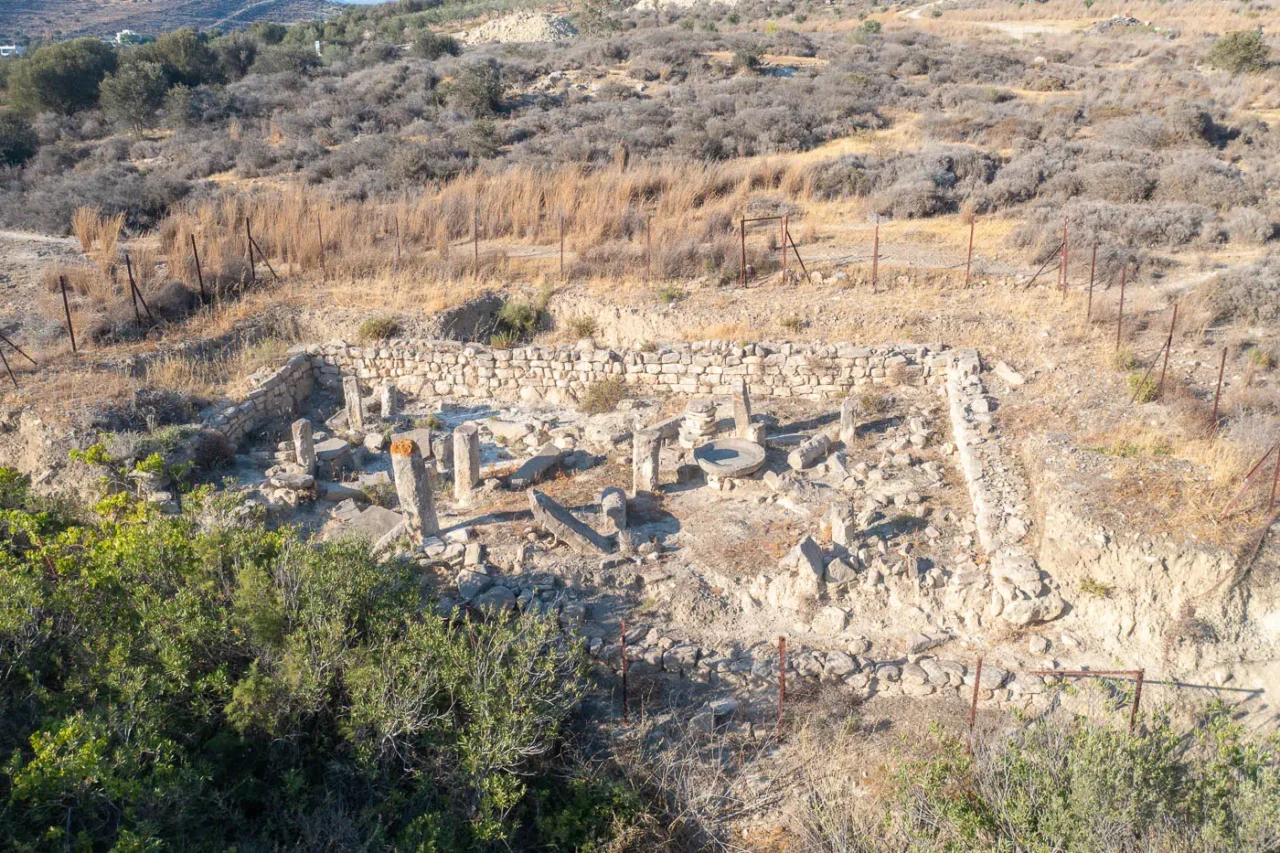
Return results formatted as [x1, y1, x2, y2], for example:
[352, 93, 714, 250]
[305, 339, 947, 403]
[204, 353, 315, 444]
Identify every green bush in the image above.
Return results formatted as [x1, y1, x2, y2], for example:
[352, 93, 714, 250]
[1207, 30, 1270, 74]
[0, 477, 604, 849]
[498, 295, 544, 339]
[0, 111, 38, 168]
[1128, 370, 1158, 403]
[442, 61, 503, 118]
[881, 709, 1280, 850]
[100, 61, 169, 131]
[412, 30, 461, 60]
[249, 44, 321, 76]
[357, 315, 402, 341]
[7, 38, 118, 114]
[579, 378, 627, 414]
[136, 27, 222, 88]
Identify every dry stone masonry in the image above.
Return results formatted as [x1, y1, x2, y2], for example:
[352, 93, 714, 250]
[306, 339, 941, 403]
[205, 354, 314, 445]
[945, 350, 1063, 627]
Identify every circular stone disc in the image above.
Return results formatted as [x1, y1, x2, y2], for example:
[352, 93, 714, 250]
[693, 438, 767, 478]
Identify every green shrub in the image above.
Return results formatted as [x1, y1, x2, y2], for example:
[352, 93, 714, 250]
[441, 61, 503, 118]
[566, 314, 599, 338]
[1128, 370, 1157, 403]
[881, 709, 1280, 850]
[249, 44, 320, 76]
[1207, 30, 1270, 74]
[498, 298, 541, 337]
[490, 329, 519, 349]
[658, 286, 686, 304]
[70, 443, 111, 467]
[412, 31, 461, 60]
[100, 61, 169, 131]
[137, 27, 221, 88]
[357, 315, 401, 341]
[7, 38, 118, 114]
[415, 413, 444, 430]
[134, 452, 167, 475]
[1079, 577, 1113, 598]
[0, 499, 600, 849]
[732, 44, 765, 73]
[0, 111, 38, 168]
[361, 480, 397, 507]
[579, 378, 627, 414]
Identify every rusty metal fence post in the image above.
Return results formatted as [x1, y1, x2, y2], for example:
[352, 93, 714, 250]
[1129, 669, 1144, 735]
[1211, 348, 1227, 431]
[1086, 243, 1097, 321]
[967, 656, 983, 755]
[778, 635, 787, 733]
[645, 214, 653, 285]
[559, 213, 565, 282]
[739, 217, 746, 286]
[189, 234, 206, 300]
[963, 217, 975, 287]
[1115, 267, 1126, 351]
[0, 348, 15, 390]
[871, 219, 880, 290]
[1157, 302, 1178, 399]
[780, 215, 788, 282]
[620, 619, 629, 723]
[124, 253, 156, 327]
[60, 276, 76, 354]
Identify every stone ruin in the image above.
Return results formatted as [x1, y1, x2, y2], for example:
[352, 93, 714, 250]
[185, 337, 1267, 730]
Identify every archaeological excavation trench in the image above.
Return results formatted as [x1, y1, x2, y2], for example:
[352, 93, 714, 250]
[144, 333, 1277, 731]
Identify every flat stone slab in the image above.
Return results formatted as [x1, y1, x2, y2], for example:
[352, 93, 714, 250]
[694, 438, 766, 478]
[509, 442, 565, 490]
[528, 489, 613, 555]
[318, 481, 366, 502]
[266, 472, 315, 490]
[333, 505, 408, 551]
[315, 437, 352, 461]
[391, 428, 435, 455]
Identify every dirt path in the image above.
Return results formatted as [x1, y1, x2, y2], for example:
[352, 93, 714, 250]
[0, 230, 83, 344]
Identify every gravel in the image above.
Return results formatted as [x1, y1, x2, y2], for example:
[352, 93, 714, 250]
[461, 11, 578, 45]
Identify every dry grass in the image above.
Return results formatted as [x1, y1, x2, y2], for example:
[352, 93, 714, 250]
[940, 0, 1280, 36]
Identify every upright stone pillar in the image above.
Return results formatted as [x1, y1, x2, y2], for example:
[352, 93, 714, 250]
[391, 439, 438, 538]
[731, 378, 752, 438]
[343, 376, 365, 433]
[292, 418, 315, 474]
[632, 428, 662, 495]
[840, 395, 861, 447]
[380, 383, 399, 420]
[453, 422, 480, 502]
[828, 503, 856, 548]
[601, 486, 631, 553]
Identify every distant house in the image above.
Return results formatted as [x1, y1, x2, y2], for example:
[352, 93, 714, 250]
[115, 29, 146, 45]
[0, 44, 25, 58]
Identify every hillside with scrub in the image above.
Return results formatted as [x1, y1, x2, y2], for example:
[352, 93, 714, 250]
[0, 0, 1279, 850]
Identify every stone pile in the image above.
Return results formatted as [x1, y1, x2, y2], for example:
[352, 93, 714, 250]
[678, 399, 718, 448]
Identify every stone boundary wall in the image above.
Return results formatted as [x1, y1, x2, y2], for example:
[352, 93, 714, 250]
[944, 350, 1063, 627]
[304, 339, 948, 403]
[204, 354, 315, 444]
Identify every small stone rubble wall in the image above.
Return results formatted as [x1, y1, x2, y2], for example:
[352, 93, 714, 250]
[204, 354, 315, 444]
[945, 350, 1064, 627]
[306, 339, 947, 403]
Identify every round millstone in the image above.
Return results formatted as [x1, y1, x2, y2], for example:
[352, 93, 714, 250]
[693, 438, 767, 479]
